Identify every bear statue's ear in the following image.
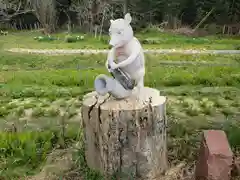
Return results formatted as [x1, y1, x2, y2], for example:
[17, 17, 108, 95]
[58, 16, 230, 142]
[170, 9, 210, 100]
[124, 13, 132, 24]
[110, 19, 114, 24]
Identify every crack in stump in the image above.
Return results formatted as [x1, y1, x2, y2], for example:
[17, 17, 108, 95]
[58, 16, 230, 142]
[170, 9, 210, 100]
[87, 95, 98, 121]
[97, 95, 110, 173]
[98, 94, 111, 124]
[117, 110, 123, 174]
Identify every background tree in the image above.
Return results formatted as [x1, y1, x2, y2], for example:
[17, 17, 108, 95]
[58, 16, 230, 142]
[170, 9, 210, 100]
[30, 0, 57, 33]
[0, 0, 239, 35]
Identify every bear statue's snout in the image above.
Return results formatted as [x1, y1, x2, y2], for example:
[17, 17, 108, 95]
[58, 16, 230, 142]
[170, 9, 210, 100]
[109, 33, 124, 47]
[109, 38, 124, 48]
[109, 37, 117, 47]
[109, 40, 115, 47]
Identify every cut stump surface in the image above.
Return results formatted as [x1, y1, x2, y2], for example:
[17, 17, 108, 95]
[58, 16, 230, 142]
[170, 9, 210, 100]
[82, 87, 168, 179]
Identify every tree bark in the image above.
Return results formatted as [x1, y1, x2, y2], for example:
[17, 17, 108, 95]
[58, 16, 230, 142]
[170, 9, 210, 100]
[82, 87, 168, 179]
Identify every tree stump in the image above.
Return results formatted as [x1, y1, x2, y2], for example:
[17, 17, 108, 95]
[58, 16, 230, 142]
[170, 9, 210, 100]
[81, 87, 168, 179]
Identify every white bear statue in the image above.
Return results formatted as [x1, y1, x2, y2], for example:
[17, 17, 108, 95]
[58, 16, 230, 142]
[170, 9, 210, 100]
[94, 13, 145, 99]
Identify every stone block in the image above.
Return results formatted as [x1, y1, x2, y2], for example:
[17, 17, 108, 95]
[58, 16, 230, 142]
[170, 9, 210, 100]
[195, 130, 233, 180]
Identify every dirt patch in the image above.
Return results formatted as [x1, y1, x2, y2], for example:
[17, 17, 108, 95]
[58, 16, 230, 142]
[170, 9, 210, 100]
[0, 73, 6, 83]
[6, 48, 240, 55]
[172, 27, 208, 37]
[26, 148, 75, 180]
[159, 162, 194, 180]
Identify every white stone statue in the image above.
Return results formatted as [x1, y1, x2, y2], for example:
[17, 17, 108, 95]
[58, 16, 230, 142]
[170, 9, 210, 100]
[94, 13, 145, 99]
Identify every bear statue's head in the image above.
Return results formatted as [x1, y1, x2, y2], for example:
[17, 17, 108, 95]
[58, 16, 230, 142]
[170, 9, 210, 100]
[109, 13, 134, 48]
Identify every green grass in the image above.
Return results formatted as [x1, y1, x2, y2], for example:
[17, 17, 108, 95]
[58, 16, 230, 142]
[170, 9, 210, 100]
[0, 52, 239, 71]
[0, 31, 240, 179]
[1, 30, 240, 50]
[0, 53, 239, 89]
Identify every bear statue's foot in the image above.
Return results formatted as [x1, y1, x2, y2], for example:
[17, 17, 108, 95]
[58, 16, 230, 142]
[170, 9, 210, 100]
[131, 85, 144, 101]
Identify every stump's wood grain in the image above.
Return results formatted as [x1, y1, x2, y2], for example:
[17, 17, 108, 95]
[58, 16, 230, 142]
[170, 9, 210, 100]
[82, 87, 168, 179]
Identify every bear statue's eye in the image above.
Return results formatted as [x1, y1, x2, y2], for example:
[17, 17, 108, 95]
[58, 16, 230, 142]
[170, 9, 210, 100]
[117, 31, 122, 35]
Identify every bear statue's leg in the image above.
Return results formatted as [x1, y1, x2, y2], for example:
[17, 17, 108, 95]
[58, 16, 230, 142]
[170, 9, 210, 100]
[136, 76, 144, 96]
[133, 69, 145, 99]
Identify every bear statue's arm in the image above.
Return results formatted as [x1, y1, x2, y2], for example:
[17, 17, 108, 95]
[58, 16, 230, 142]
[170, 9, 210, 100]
[115, 40, 141, 68]
[106, 48, 115, 70]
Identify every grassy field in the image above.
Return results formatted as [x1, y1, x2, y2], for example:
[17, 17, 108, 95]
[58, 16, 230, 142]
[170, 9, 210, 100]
[1, 30, 240, 50]
[0, 31, 240, 179]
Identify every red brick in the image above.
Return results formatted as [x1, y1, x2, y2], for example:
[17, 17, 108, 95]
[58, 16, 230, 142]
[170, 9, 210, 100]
[195, 130, 233, 180]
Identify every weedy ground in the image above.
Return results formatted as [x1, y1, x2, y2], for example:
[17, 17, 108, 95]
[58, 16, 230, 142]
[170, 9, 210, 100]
[0, 30, 240, 179]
